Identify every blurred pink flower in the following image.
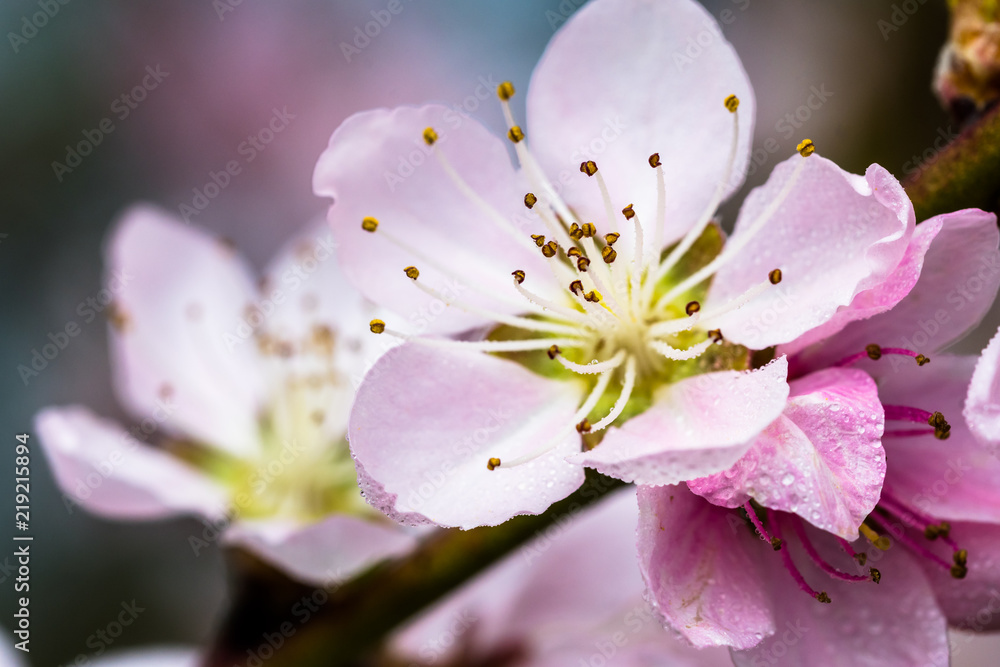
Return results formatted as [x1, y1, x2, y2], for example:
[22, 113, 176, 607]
[391, 489, 733, 667]
[35, 205, 414, 585]
[312, 0, 916, 530]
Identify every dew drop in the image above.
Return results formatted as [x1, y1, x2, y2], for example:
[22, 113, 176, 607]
[781, 473, 795, 486]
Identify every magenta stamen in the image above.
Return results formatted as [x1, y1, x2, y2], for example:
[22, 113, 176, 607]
[790, 520, 869, 582]
[866, 511, 953, 571]
[743, 501, 774, 543]
[837, 537, 858, 558]
[879, 490, 960, 551]
[884, 428, 936, 438]
[834, 346, 923, 367]
[767, 509, 825, 600]
[883, 405, 935, 423]
[833, 350, 869, 367]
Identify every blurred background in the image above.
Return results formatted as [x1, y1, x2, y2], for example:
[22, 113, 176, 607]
[2, 0, 999, 664]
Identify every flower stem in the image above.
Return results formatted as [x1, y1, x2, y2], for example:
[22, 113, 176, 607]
[205, 470, 624, 666]
[904, 101, 1000, 221]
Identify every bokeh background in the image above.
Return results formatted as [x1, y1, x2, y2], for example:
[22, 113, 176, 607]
[2, 0, 999, 664]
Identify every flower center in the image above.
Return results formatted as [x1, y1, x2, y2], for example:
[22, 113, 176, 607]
[170, 325, 372, 522]
[366, 83, 812, 470]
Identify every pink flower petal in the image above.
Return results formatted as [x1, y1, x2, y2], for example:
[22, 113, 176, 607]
[965, 324, 1000, 447]
[570, 357, 789, 485]
[708, 156, 914, 349]
[637, 484, 776, 649]
[882, 356, 1000, 524]
[106, 204, 266, 458]
[223, 515, 417, 587]
[527, 0, 755, 248]
[782, 215, 942, 361]
[916, 521, 1000, 631]
[34, 406, 228, 520]
[313, 105, 551, 336]
[731, 521, 948, 667]
[788, 208, 1000, 371]
[689, 368, 885, 541]
[349, 343, 586, 529]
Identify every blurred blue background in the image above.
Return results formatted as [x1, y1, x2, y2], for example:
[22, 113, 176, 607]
[2, 1, 998, 664]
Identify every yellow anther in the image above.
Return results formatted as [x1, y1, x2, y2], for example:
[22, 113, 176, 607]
[497, 81, 515, 101]
[542, 241, 559, 258]
[866, 344, 882, 360]
[404, 266, 420, 280]
[508, 126, 525, 143]
[768, 268, 783, 285]
[708, 329, 723, 343]
[584, 290, 602, 303]
[622, 204, 635, 220]
[797, 139, 816, 157]
[369, 319, 386, 334]
[547, 344, 561, 360]
[487, 457, 501, 471]
[601, 246, 617, 263]
[685, 301, 701, 316]
[724, 94, 740, 113]
[569, 223, 583, 240]
[581, 223, 596, 238]
[577, 257, 591, 272]
[569, 280, 584, 295]
[512, 270, 525, 284]
[814, 592, 832, 604]
[604, 232, 620, 245]
[566, 247, 582, 258]
[859, 523, 891, 551]
[524, 192, 537, 209]
[648, 153, 661, 168]
[361, 216, 379, 233]
[422, 127, 438, 146]
[576, 418, 592, 433]
[869, 568, 881, 584]
[916, 354, 930, 366]
[580, 160, 598, 176]
[531, 234, 546, 247]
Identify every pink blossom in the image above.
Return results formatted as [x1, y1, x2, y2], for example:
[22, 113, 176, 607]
[313, 0, 914, 529]
[35, 205, 415, 585]
[640, 207, 1000, 661]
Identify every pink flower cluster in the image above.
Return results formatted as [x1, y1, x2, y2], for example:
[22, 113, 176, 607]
[36, 0, 1000, 664]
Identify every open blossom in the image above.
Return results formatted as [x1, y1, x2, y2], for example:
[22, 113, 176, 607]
[390, 489, 733, 667]
[35, 205, 414, 585]
[313, 0, 918, 530]
[638, 207, 1000, 663]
